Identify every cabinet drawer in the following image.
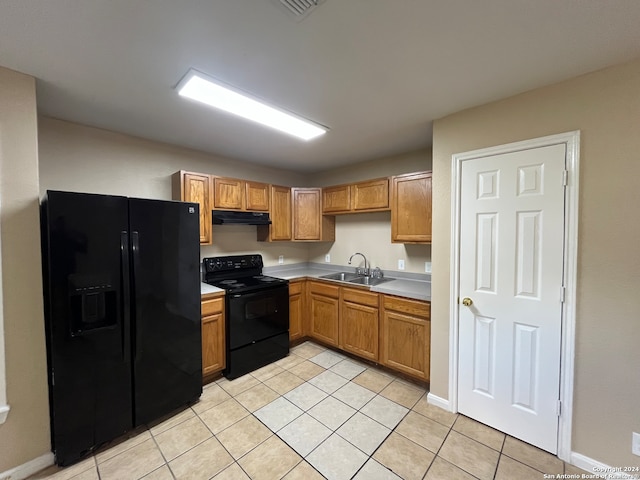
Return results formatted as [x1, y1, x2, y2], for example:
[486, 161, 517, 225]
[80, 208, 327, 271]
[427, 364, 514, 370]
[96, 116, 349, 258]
[289, 281, 303, 295]
[383, 295, 430, 319]
[202, 296, 224, 316]
[342, 287, 379, 307]
[309, 281, 340, 298]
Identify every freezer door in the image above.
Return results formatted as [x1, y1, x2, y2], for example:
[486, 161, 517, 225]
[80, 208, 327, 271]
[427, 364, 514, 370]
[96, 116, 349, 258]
[41, 191, 133, 466]
[129, 198, 202, 426]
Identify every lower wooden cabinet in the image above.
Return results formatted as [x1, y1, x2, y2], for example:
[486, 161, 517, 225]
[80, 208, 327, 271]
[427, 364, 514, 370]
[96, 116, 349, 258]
[340, 287, 379, 361]
[201, 293, 226, 378]
[289, 279, 305, 341]
[308, 281, 340, 347]
[291, 278, 431, 381]
[381, 294, 430, 381]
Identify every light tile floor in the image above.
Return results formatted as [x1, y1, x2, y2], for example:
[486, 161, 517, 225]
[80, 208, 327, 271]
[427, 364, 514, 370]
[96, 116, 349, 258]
[30, 341, 590, 480]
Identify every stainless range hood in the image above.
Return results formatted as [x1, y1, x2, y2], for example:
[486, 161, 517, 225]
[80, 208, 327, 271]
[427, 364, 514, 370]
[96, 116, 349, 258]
[212, 210, 272, 225]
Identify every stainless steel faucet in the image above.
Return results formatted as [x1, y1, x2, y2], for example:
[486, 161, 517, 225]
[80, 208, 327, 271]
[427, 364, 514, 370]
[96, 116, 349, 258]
[348, 252, 369, 276]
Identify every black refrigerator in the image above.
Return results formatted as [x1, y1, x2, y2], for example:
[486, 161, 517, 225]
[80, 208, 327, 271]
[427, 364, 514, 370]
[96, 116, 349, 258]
[41, 190, 202, 466]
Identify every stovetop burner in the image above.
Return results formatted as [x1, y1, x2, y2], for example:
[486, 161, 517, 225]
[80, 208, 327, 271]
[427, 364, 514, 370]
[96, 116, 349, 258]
[202, 255, 288, 294]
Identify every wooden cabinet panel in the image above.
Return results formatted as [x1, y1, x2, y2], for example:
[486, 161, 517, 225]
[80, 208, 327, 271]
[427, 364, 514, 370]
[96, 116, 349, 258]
[257, 185, 292, 242]
[353, 178, 389, 211]
[213, 177, 244, 210]
[293, 188, 335, 242]
[391, 171, 432, 244]
[289, 280, 305, 341]
[340, 287, 379, 361]
[293, 188, 321, 240]
[308, 281, 339, 346]
[245, 181, 270, 211]
[172, 171, 212, 245]
[381, 295, 430, 381]
[322, 185, 351, 213]
[322, 178, 389, 214]
[201, 294, 225, 377]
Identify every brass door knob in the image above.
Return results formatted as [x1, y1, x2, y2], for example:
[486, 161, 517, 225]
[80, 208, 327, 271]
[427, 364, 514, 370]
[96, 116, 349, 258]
[462, 297, 473, 307]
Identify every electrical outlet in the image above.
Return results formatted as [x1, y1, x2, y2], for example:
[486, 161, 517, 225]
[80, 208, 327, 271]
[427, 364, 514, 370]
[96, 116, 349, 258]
[425, 261, 432, 273]
[278, 255, 284, 265]
[398, 259, 405, 270]
[633, 432, 640, 456]
[325, 254, 331, 263]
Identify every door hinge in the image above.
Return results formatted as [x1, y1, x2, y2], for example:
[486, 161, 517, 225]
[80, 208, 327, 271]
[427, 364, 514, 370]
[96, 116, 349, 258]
[557, 400, 562, 416]
[560, 286, 566, 303]
[562, 170, 568, 186]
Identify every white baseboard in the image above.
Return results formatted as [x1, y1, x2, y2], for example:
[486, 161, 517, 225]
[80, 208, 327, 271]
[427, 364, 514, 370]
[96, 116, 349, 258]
[570, 452, 639, 479]
[427, 392, 453, 412]
[0, 452, 54, 480]
[0, 404, 9, 424]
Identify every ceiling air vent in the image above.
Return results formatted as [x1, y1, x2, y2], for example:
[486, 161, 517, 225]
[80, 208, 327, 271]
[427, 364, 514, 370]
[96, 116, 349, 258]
[272, 0, 327, 21]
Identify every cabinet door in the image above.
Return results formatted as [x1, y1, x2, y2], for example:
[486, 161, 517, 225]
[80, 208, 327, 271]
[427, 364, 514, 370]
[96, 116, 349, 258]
[271, 185, 293, 240]
[201, 296, 225, 376]
[214, 177, 244, 210]
[289, 280, 305, 341]
[177, 172, 212, 245]
[245, 181, 270, 211]
[341, 301, 378, 361]
[391, 172, 432, 243]
[381, 310, 429, 381]
[322, 184, 351, 213]
[309, 294, 339, 346]
[202, 313, 225, 375]
[293, 188, 321, 240]
[353, 178, 389, 211]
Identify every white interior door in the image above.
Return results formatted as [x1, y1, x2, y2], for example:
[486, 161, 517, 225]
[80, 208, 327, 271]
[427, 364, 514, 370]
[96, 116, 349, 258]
[457, 143, 566, 453]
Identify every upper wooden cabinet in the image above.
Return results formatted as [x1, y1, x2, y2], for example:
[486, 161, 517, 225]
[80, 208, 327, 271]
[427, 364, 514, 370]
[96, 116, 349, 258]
[322, 184, 351, 213]
[293, 188, 335, 242]
[172, 170, 212, 245]
[213, 176, 269, 212]
[245, 181, 270, 211]
[391, 171, 432, 244]
[322, 178, 389, 214]
[257, 185, 292, 242]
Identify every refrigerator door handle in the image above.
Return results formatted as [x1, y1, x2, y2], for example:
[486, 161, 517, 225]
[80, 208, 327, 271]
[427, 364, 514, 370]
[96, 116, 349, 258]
[131, 231, 140, 358]
[120, 231, 131, 363]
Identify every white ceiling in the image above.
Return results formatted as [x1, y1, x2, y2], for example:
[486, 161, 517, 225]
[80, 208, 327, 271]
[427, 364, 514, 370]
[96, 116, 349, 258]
[1, 1, 640, 172]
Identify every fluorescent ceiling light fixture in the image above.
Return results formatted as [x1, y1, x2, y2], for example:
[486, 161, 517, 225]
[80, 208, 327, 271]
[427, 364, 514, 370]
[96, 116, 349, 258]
[176, 69, 327, 141]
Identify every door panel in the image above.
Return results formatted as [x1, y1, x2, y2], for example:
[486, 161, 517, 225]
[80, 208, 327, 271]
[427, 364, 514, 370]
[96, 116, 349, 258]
[458, 144, 566, 453]
[42, 191, 132, 465]
[129, 198, 202, 426]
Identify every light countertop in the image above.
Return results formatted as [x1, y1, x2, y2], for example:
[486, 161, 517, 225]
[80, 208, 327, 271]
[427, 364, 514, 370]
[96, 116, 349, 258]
[264, 263, 431, 302]
[200, 282, 224, 295]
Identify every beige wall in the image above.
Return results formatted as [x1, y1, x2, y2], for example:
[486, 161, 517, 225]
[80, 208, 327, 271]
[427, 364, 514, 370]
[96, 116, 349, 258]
[308, 212, 431, 273]
[308, 150, 432, 273]
[39, 118, 431, 273]
[431, 58, 640, 467]
[0, 67, 51, 471]
[38, 117, 310, 267]
[308, 149, 431, 187]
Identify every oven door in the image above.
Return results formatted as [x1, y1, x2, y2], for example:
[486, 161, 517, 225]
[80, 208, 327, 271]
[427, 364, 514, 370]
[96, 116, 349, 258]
[227, 284, 289, 350]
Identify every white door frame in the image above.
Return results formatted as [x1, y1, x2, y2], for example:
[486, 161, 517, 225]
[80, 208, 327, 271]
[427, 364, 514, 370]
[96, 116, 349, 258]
[447, 131, 580, 461]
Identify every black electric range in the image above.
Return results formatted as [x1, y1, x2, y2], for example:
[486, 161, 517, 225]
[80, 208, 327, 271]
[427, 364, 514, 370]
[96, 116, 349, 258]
[203, 255, 289, 379]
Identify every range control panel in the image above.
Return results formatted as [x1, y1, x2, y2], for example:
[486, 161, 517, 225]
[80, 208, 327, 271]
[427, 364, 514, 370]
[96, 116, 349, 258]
[203, 254, 263, 273]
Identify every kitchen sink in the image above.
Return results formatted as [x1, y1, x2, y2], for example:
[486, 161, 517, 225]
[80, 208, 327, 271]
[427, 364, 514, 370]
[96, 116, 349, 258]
[319, 271, 360, 282]
[348, 276, 394, 286]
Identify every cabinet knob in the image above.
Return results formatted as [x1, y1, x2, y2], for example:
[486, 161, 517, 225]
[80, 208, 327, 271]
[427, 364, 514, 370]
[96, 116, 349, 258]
[462, 297, 473, 307]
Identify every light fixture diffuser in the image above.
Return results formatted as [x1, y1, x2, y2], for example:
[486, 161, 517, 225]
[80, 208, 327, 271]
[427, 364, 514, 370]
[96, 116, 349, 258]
[176, 69, 327, 141]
